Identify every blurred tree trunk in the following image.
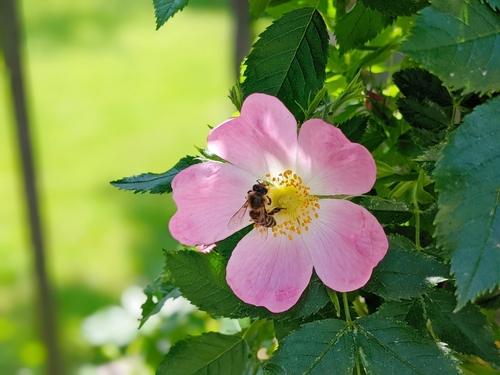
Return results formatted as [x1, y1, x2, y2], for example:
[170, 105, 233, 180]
[0, 1, 63, 374]
[230, 0, 251, 78]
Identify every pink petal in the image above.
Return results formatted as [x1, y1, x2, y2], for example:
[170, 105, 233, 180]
[207, 93, 298, 178]
[226, 230, 313, 313]
[297, 119, 376, 195]
[304, 199, 388, 292]
[169, 162, 256, 246]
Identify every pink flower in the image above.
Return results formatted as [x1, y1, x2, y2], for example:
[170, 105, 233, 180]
[169, 93, 388, 313]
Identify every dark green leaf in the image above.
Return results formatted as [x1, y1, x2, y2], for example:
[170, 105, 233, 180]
[140, 276, 180, 328]
[433, 96, 500, 310]
[364, 235, 449, 300]
[216, 225, 253, 259]
[110, 155, 201, 194]
[356, 316, 460, 375]
[250, 0, 271, 18]
[265, 316, 460, 374]
[361, 0, 429, 16]
[335, 2, 394, 55]
[153, 0, 189, 30]
[337, 115, 369, 143]
[242, 8, 329, 122]
[425, 290, 500, 368]
[264, 319, 354, 375]
[376, 298, 428, 335]
[400, 0, 500, 94]
[393, 69, 452, 107]
[157, 332, 249, 375]
[165, 249, 329, 320]
[485, 0, 500, 11]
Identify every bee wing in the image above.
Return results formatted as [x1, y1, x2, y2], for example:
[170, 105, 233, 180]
[227, 203, 250, 230]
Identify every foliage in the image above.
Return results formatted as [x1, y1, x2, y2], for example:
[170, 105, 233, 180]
[116, 0, 500, 374]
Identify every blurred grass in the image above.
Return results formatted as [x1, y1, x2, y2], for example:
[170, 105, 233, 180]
[0, 0, 234, 373]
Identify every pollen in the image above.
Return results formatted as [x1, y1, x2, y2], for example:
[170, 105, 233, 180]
[265, 170, 320, 240]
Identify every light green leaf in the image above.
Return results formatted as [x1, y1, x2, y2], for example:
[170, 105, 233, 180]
[265, 316, 460, 374]
[433, 96, 500, 310]
[110, 155, 201, 194]
[335, 2, 393, 55]
[153, 0, 189, 30]
[364, 235, 449, 300]
[140, 274, 180, 328]
[157, 332, 249, 375]
[250, 0, 271, 18]
[400, 0, 500, 94]
[242, 8, 329, 122]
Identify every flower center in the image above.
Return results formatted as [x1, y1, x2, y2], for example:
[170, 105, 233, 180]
[265, 170, 320, 240]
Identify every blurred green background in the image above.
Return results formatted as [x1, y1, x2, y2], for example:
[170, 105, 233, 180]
[0, 0, 241, 373]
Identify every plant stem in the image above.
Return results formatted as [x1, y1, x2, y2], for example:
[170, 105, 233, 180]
[342, 293, 353, 325]
[412, 184, 423, 251]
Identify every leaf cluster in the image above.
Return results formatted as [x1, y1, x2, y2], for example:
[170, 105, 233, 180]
[114, 0, 500, 373]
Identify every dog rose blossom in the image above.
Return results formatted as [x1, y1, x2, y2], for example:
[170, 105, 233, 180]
[169, 93, 388, 313]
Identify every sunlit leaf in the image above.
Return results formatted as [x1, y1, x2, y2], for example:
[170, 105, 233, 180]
[153, 0, 189, 30]
[335, 2, 393, 55]
[433, 96, 500, 310]
[157, 332, 249, 375]
[110, 155, 201, 194]
[140, 275, 180, 328]
[401, 0, 500, 94]
[242, 7, 329, 121]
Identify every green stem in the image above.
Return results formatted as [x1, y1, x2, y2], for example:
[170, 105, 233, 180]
[342, 293, 353, 325]
[412, 184, 423, 251]
[355, 355, 362, 375]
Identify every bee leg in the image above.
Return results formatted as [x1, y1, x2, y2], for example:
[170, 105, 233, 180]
[268, 207, 286, 215]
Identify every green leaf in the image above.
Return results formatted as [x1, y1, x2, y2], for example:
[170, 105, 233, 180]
[157, 332, 249, 375]
[110, 155, 201, 194]
[140, 275, 180, 328]
[393, 69, 452, 107]
[153, 0, 189, 30]
[335, 2, 393, 56]
[425, 290, 500, 368]
[400, 0, 500, 94]
[364, 235, 449, 300]
[393, 69, 453, 147]
[216, 225, 253, 260]
[242, 8, 329, 122]
[337, 115, 369, 143]
[165, 249, 329, 320]
[376, 298, 428, 335]
[485, 0, 500, 11]
[250, 0, 271, 18]
[353, 196, 413, 225]
[433, 96, 500, 310]
[265, 316, 460, 374]
[361, 0, 430, 17]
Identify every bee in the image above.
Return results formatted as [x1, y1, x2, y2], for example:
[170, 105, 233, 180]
[228, 182, 284, 230]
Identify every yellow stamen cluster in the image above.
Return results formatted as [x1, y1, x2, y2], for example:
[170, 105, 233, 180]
[265, 170, 320, 240]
